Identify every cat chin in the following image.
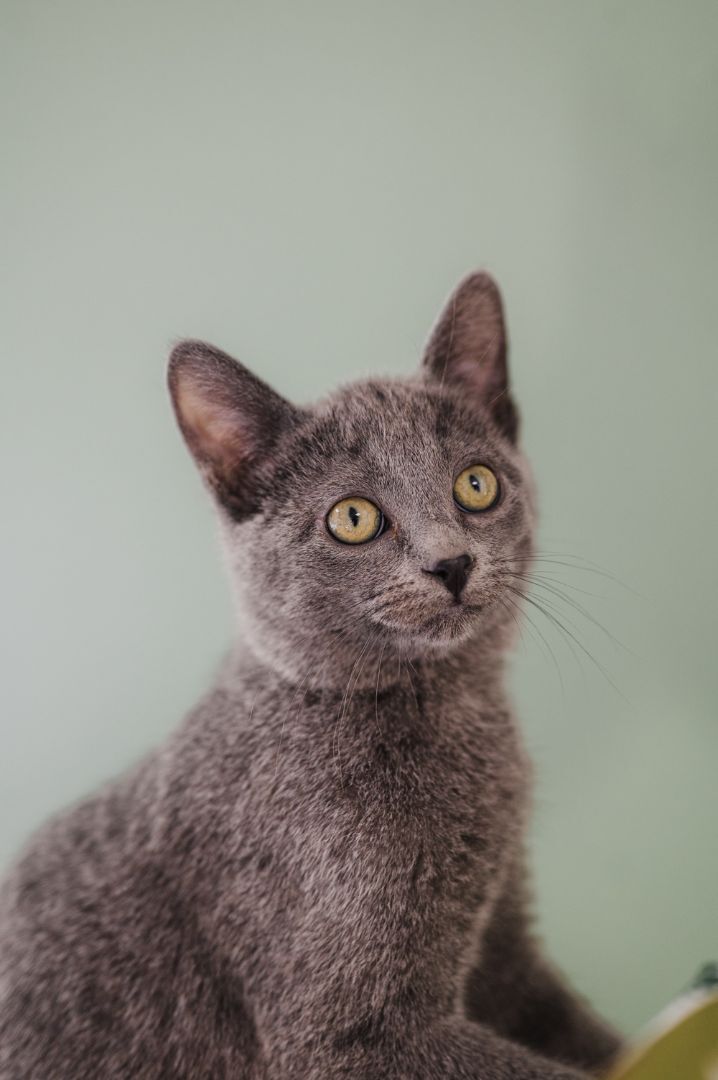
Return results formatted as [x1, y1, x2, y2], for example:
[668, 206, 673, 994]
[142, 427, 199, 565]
[387, 604, 484, 652]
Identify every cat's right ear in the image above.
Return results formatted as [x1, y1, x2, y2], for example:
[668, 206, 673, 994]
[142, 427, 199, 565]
[168, 340, 301, 520]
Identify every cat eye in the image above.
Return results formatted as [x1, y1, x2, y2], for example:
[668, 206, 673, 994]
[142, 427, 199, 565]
[326, 497, 385, 544]
[453, 464, 500, 513]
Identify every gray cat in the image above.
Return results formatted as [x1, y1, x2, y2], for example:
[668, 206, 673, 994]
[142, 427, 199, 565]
[0, 273, 621, 1079]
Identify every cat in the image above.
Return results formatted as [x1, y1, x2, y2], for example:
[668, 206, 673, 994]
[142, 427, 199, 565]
[0, 272, 621, 1079]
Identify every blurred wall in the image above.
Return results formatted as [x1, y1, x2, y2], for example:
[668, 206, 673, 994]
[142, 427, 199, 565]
[2, 0, 717, 1034]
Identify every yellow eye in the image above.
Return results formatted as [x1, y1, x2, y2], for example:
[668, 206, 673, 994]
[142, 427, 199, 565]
[453, 464, 499, 512]
[326, 497, 384, 544]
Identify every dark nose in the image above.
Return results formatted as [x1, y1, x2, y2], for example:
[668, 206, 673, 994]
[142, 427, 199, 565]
[424, 554, 474, 601]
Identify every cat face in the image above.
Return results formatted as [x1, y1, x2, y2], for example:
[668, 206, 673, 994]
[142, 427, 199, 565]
[169, 273, 535, 683]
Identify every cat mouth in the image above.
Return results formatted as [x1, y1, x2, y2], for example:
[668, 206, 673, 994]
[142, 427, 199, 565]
[377, 601, 483, 647]
[369, 589, 487, 649]
[420, 603, 482, 635]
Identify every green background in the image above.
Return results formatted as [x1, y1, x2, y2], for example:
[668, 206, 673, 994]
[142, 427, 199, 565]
[2, 0, 717, 1036]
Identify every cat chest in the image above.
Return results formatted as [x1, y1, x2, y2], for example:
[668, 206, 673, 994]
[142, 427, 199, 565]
[315, 722, 527, 908]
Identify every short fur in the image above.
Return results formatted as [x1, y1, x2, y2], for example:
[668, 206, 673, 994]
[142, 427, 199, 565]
[0, 274, 620, 1078]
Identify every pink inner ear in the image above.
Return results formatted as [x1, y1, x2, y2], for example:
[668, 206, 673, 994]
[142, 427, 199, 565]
[453, 352, 494, 390]
[174, 379, 249, 481]
[168, 338, 301, 515]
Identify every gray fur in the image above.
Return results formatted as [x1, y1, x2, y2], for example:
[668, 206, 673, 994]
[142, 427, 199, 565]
[0, 273, 620, 1078]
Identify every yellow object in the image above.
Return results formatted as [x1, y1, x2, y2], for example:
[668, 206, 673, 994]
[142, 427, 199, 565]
[606, 986, 718, 1080]
[452, 464, 499, 512]
[326, 497, 383, 544]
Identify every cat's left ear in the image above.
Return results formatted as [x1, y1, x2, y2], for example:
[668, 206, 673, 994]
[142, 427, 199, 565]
[422, 271, 518, 441]
[168, 340, 302, 520]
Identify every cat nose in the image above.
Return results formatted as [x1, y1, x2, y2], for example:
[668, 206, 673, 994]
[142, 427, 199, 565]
[424, 554, 474, 601]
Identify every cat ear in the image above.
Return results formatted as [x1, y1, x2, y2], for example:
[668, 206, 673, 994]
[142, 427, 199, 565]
[168, 340, 301, 519]
[422, 271, 518, 441]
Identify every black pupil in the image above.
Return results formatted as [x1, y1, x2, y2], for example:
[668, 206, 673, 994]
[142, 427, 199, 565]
[348, 506, 360, 527]
[469, 473, 482, 492]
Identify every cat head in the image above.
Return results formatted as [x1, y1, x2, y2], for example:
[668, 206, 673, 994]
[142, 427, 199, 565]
[169, 273, 535, 685]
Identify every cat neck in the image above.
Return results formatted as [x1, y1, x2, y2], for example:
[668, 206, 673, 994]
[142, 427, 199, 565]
[221, 625, 510, 705]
